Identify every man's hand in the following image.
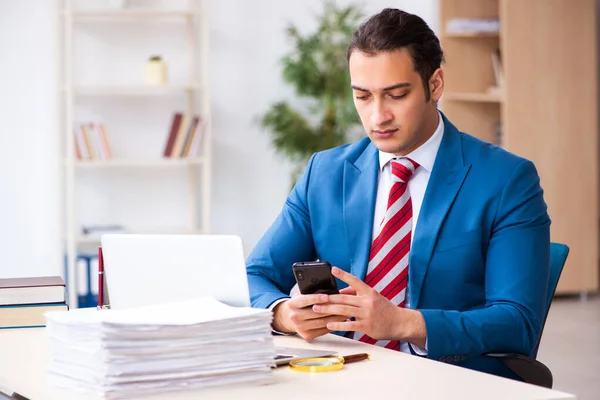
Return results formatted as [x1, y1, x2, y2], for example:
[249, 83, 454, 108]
[312, 267, 426, 347]
[272, 294, 348, 340]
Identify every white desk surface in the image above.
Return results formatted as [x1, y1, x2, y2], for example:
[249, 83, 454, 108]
[0, 328, 575, 400]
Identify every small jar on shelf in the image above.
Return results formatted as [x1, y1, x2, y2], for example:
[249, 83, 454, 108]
[145, 56, 167, 85]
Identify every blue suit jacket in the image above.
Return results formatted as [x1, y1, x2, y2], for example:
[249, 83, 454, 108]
[247, 115, 550, 378]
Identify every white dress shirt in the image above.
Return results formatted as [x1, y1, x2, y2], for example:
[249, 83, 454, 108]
[271, 112, 445, 354]
[374, 111, 444, 354]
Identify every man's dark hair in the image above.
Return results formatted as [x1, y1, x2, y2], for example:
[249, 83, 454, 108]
[347, 8, 445, 101]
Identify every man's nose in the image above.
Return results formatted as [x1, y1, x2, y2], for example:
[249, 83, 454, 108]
[370, 101, 392, 126]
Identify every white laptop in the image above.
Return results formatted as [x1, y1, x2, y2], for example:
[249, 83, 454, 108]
[100, 234, 336, 365]
[101, 234, 251, 309]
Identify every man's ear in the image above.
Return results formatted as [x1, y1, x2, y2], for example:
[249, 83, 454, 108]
[429, 68, 444, 103]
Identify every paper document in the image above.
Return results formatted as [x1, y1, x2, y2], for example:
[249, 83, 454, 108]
[45, 297, 275, 399]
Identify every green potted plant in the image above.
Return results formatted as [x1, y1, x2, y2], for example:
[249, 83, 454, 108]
[260, 1, 364, 184]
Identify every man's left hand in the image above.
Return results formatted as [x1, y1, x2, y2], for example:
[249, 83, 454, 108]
[312, 267, 426, 347]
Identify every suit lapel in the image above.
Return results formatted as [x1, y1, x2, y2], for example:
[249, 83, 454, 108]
[343, 143, 379, 281]
[409, 115, 471, 307]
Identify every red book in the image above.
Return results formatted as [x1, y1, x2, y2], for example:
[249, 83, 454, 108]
[163, 113, 183, 157]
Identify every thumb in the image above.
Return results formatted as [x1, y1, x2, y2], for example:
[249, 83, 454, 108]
[339, 286, 357, 295]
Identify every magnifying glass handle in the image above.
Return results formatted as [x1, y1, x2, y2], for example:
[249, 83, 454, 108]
[341, 353, 370, 364]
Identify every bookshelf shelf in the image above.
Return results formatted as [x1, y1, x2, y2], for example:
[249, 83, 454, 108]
[440, 0, 598, 295]
[444, 32, 499, 38]
[67, 10, 200, 19]
[70, 85, 201, 96]
[69, 158, 205, 168]
[443, 92, 503, 103]
[74, 228, 207, 244]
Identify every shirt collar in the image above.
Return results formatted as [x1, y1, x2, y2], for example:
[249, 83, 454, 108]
[378, 111, 444, 172]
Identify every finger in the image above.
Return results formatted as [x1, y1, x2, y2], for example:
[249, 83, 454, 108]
[288, 294, 329, 309]
[331, 267, 373, 295]
[297, 315, 348, 331]
[339, 286, 357, 295]
[289, 306, 339, 324]
[328, 294, 362, 306]
[313, 303, 361, 318]
[326, 320, 362, 332]
[295, 308, 337, 321]
[298, 327, 330, 340]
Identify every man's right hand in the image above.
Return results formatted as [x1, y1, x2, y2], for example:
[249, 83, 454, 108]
[272, 294, 348, 340]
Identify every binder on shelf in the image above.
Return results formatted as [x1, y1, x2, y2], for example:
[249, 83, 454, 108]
[65, 253, 99, 308]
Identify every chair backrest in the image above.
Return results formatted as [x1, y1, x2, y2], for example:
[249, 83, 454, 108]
[534, 242, 569, 356]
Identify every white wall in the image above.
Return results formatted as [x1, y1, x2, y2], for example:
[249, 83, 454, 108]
[0, 0, 61, 278]
[0, 0, 437, 279]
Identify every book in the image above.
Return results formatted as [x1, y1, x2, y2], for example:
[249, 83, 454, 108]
[81, 224, 125, 235]
[490, 48, 504, 89]
[170, 114, 190, 158]
[445, 18, 500, 34]
[181, 116, 200, 157]
[94, 122, 113, 160]
[0, 303, 68, 329]
[188, 117, 205, 157]
[74, 125, 90, 160]
[163, 113, 183, 157]
[0, 276, 66, 306]
[80, 123, 97, 159]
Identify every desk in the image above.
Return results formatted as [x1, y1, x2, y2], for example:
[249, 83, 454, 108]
[0, 329, 575, 400]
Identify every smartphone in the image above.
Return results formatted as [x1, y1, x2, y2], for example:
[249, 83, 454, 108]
[292, 261, 339, 295]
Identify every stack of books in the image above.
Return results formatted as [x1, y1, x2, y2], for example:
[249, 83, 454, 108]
[0, 276, 67, 329]
[45, 297, 275, 398]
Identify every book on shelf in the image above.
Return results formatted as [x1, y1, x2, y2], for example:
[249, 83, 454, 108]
[445, 18, 500, 34]
[81, 224, 125, 236]
[494, 122, 503, 148]
[163, 113, 183, 157]
[0, 276, 66, 306]
[74, 121, 113, 161]
[163, 112, 204, 158]
[487, 48, 504, 96]
[171, 114, 190, 157]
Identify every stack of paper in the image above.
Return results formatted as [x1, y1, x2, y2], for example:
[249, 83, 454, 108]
[45, 297, 275, 399]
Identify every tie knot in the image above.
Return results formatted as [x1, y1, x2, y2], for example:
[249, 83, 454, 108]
[391, 158, 419, 183]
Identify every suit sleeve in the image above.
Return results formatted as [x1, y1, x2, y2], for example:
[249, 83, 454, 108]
[419, 159, 551, 361]
[246, 153, 318, 309]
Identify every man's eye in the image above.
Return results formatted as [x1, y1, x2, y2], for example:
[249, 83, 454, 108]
[355, 95, 370, 100]
[390, 93, 407, 100]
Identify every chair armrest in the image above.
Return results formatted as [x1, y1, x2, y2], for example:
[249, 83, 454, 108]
[485, 353, 553, 388]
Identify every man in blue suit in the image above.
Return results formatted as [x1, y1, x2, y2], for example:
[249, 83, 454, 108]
[246, 8, 550, 379]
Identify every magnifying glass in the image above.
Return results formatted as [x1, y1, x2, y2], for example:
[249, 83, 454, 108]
[289, 353, 370, 373]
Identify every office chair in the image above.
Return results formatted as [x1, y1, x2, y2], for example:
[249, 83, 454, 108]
[485, 242, 570, 389]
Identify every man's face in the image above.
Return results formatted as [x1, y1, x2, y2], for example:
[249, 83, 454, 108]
[349, 48, 443, 155]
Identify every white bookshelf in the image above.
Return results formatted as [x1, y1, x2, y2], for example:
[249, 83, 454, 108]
[71, 84, 202, 96]
[60, 0, 212, 307]
[69, 157, 206, 168]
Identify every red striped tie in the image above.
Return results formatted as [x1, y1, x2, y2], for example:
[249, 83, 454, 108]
[353, 157, 419, 350]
